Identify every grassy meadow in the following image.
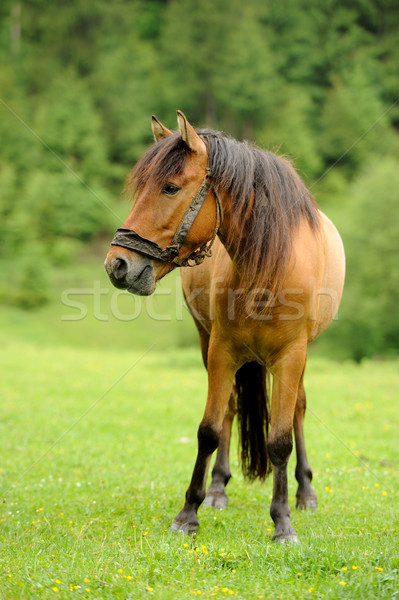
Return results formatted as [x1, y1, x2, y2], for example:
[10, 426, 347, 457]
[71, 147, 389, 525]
[1, 261, 398, 599]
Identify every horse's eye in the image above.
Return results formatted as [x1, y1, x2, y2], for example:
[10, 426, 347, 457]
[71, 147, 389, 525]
[162, 183, 180, 196]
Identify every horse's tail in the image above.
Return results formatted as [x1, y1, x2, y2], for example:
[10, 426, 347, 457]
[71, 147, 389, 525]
[235, 361, 272, 481]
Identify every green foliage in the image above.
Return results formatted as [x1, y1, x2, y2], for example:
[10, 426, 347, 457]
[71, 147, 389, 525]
[11, 242, 51, 309]
[0, 66, 36, 173]
[215, 6, 280, 138]
[19, 171, 112, 241]
[259, 87, 323, 180]
[319, 68, 396, 173]
[91, 38, 161, 164]
[0, 163, 18, 253]
[329, 158, 399, 360]
[33, 74, 109, 181]
[160, 0, 232, 124]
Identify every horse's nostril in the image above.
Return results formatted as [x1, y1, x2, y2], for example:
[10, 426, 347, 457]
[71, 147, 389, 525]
[113, 257, 128, 280]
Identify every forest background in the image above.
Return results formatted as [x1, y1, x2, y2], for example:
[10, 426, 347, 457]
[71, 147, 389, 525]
[1, 0, 399, 360]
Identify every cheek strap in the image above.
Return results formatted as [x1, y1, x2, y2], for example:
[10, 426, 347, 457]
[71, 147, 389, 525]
[110, 173, 223, 267]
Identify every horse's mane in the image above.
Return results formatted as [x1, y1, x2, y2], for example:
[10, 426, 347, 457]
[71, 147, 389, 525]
[127, 129, 320, 294]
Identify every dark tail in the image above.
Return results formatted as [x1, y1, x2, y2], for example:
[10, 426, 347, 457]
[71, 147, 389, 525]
[235, 361, 272, 481]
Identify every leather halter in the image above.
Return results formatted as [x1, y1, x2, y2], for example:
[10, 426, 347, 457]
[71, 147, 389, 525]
[110, 169, 223, 267]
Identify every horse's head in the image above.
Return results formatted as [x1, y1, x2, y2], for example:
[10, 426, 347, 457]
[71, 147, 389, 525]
[105, 111, 220, 295]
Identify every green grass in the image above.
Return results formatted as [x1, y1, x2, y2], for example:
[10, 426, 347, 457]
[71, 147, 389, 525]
[1, 333, 398, 599]
[0, 256, 198, 352]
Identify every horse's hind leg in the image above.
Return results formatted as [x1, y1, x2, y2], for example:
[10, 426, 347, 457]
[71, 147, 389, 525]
[171, 335, 236, 533]
[294, 372, 317, 510]
[203, 391, 235, 510]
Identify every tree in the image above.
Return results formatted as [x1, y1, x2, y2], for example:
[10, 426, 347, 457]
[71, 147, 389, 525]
[332, 158, 399, 360]
[318, 67, 397, 175]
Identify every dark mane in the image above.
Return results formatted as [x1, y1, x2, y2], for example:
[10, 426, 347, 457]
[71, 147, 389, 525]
[126, 129, 320, 293]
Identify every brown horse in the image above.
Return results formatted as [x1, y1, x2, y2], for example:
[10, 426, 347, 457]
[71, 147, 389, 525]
[105, 111, 345, 542]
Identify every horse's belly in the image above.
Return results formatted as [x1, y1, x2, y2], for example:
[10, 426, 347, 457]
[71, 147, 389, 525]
[182, 216, 345, 346]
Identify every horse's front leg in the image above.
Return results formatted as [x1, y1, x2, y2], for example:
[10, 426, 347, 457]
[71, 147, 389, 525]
[171, 340, 235, 533]
[203, 391, 235, 510]
[294, 374, 317, 510]
[268, 344, 307, 543]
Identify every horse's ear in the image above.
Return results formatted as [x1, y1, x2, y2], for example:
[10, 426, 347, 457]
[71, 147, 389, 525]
[176, 110, 207, 157]
[151, 115, 173, 142]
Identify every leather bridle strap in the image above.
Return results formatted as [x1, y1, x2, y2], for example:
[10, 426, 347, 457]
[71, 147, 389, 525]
[171, 177, 211, 253]
[110, 172, 223, 267]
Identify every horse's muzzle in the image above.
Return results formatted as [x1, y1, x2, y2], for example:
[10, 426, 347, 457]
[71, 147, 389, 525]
[104, 250, 156, 296]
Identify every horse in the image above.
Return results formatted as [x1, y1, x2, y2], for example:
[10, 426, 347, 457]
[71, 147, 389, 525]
[105, 111, 345, 542]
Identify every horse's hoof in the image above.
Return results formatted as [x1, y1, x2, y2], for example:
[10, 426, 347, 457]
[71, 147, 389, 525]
[272, 533, 299, 544]
[272, 524, 298, 544]
[296, 496, 317, 511]
[203, 492, 228, 510]
[170, 520, 199, 534]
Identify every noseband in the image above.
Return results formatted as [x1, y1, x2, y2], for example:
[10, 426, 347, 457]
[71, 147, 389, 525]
[110, 169, 223, 267]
